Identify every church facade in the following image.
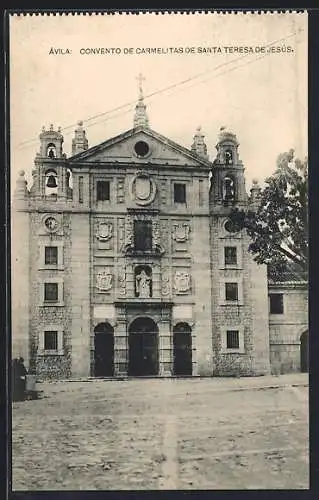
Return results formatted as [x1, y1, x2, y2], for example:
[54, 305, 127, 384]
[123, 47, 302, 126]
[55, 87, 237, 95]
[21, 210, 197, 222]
[12, 91, 308, 379]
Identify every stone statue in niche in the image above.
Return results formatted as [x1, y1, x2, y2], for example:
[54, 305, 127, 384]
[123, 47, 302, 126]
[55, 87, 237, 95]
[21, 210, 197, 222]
[173, 223, 190, 243]
[96, 221, 113, 241]
[96, 269, 113, 292]
[136, 270, 152, 298]
[174, 271, 191, 294]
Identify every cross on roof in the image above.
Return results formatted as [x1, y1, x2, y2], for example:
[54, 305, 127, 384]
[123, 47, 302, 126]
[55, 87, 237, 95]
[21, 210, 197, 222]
[136, 72, 145, 98]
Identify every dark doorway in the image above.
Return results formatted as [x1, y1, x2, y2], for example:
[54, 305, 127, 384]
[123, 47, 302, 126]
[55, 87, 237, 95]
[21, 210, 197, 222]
[94, 322, 114, 377]
[173, 322, 192, 376]
[128, 317, 158, 376]
[300, 330, 308, 373]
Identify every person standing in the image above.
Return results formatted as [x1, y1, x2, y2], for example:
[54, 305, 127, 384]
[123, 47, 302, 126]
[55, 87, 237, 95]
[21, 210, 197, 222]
[12, 357, 27, 401]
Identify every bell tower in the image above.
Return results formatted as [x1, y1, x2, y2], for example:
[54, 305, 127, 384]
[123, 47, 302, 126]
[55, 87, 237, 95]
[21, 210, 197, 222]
[209, 128, 270, 377]
[31, 124, 69, 200]
[210, 128, 248, 207]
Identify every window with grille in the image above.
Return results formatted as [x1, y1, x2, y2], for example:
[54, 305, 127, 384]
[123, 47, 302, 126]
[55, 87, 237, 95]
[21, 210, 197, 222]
[174, 183, 186, 203]
[269, 294, 284, 314]
[44, 283, 58, 302]
[224, 247, 237, 266]
[97, 181, 110, 201]
[134, 220, 152, 251]
[226, 330, 240, 349]
[225, 282, 238, 301]
[45, 246, 58, 265]
[44, 331, 58, 350]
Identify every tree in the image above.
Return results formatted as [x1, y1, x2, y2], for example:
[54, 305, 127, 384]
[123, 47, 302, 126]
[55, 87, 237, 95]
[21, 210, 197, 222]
[230, 149, 308, 280]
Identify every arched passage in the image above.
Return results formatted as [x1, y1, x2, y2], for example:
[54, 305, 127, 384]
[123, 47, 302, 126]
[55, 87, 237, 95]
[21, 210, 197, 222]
[300, 330, 308, 373]
[128, 317, 158, 376]
[94, 322, 114, 377]
[173, 322, 192, 376]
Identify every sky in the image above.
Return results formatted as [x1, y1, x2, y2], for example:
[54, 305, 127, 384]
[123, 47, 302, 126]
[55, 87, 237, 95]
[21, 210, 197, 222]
[9, 12, 307, 192]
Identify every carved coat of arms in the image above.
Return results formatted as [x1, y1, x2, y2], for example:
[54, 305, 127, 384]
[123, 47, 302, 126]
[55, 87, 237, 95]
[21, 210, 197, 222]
[96, 221, 113, 241]
[96, 269, 113, 292]
[174, 271, 191, 294]
[173, 223, 190, 243]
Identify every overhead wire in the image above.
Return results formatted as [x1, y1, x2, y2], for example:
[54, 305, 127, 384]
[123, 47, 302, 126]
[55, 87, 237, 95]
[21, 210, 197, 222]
[16, 28, 303, 149]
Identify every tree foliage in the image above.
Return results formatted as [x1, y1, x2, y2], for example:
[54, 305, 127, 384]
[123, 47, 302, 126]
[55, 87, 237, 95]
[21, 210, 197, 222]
[230, 149, 308, 279]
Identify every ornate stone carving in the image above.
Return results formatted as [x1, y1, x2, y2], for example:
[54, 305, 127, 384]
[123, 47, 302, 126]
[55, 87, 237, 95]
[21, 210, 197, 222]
[44, 216, 59, 233]
[153, 218, 160, 248]
[172, 223, 190, 243]
[161, 268, 170, 297]
[117, 177, 125, 203]
[96, 220, 113, 241]
[129, 171, 157, 206]
[174, 271, 191, 294]
[135, 269, 152, 298]
[96, 269, 113, 292]
[118, 270, 126, 296]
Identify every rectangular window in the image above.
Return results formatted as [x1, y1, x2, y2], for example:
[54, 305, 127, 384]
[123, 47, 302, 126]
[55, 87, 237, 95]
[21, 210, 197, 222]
[97, 181, 110, 201]
[174, 183, 186, 203]
[134, 220, 152, 251]
[44, 283, 58, 302]
[44, 331, 58, 351]
[79, 176, 83, 203]
[224, 247, 237, 266]
[225, 282, 238, 301]
[226, 330, 240, 349]
[269, 293, 284, 314]
[44, 246, 58, 265]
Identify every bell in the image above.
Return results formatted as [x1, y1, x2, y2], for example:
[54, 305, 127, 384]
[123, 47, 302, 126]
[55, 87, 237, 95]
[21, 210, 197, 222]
[46, 175, 57, 188]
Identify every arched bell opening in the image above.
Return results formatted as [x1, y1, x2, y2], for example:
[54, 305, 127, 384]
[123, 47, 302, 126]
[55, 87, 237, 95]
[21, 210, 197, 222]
[222, 175, 236, 202]
[45, 169, 58, 196]
[47, 143, 57, 159]
[128, 317, 158, 376]
[300, 330, 308, 373]
[173, 322, 192, 376]
[94, 322, 114, 377]
[225, 149, 234, 165]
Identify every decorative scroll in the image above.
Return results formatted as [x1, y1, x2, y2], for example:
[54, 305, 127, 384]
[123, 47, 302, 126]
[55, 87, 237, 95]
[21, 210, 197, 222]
[161, 268, 171, 297]
[118, 270, 126, 296]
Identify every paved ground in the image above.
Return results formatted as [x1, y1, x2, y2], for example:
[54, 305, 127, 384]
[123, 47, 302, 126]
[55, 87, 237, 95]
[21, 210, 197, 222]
[11, 373, 309, 490]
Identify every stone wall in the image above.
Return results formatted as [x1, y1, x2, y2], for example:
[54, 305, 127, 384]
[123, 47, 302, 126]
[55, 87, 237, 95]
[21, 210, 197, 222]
[268, 282, 308, 374]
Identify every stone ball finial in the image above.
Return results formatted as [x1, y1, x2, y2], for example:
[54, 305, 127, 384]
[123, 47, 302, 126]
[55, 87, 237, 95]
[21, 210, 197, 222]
[42, 126, 46, 132]
[18, 169, 25, 177]
[78, 120, 83, 127]
[252, 178, 259, 186]
[58, 126, 61, 133]
[49, 123, 54, 131]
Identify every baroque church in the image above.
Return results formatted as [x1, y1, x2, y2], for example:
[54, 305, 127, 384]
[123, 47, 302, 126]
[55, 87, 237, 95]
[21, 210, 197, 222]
[12, 80, 308, 379]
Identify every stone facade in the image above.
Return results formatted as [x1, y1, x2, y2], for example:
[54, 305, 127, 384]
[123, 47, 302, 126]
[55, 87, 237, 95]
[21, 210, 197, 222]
[268, 281, 308, 374]
[11, 100, 308, 379]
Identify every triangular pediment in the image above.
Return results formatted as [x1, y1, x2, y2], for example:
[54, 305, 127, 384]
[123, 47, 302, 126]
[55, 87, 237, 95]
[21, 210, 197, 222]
[69, 126, 211, 168]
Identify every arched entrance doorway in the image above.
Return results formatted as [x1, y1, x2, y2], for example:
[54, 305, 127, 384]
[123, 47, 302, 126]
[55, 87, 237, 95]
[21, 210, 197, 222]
[300, 330, 308, 372]
[173, 322, 192, 376]
[128, 317, 159, 376]
[94, 322, 114, 377]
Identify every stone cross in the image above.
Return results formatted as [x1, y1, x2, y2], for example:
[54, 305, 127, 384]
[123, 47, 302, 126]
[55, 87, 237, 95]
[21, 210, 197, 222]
[137, 73, 145, 98]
